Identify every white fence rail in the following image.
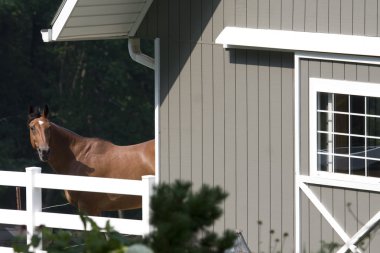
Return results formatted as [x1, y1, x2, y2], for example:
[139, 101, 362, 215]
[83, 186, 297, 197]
[0, 167, 155, 253]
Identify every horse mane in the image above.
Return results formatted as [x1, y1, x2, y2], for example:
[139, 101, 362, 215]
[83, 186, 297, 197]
[51, 122, 113, 145]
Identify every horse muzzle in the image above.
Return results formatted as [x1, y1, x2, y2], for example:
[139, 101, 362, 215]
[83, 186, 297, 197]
[37, 148, 50, 162]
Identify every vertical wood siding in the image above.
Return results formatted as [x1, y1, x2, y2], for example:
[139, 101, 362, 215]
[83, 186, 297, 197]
[157, 43, 295, 251]
[139, 0, 380, 40]
[140, 1, 296, 251]
[135, 0, 380, 252]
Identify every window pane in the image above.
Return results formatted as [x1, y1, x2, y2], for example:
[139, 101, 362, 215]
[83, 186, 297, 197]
[351, 115, 365, 135]
[335, 114, 349, 133]
[351, 158, 365, 175]
[317, 112, 330, 131]
[367, 138, 380, 159]
[334, 156, 349, 174]
[317, 154, 330, 172]
[334, 94, 349, 112]
[334, 135, 349, 154]
[350, 95, 365, 114]
[368, 160, 380, 177]
[367, 117, 380, 137]
[317, 92, 331, 110]
[351, 137, 365, 157]
[317, 133, 329, 152]
[367, 97, 380, 115]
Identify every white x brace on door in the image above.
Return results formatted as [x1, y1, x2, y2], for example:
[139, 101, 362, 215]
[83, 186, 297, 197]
[294, 52, 380, 253]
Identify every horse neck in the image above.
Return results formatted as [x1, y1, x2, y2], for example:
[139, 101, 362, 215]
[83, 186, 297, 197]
[48, 123, 84, 174]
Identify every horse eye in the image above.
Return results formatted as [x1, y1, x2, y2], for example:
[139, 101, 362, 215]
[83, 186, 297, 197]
[30, 126, 35, 132]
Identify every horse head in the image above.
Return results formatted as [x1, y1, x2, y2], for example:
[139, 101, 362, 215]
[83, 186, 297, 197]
[28, 105, 51, 162]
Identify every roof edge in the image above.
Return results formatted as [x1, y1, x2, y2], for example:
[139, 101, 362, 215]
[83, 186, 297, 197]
[41, 0, 78, 42]
[128, 0, 154, 37]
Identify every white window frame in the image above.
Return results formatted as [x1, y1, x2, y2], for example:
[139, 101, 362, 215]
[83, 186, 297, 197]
[309, 77, 380, 185]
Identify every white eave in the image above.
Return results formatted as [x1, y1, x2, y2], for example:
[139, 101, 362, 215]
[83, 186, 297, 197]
[41, 0, 153, 42]
[215, 27, 380, 57]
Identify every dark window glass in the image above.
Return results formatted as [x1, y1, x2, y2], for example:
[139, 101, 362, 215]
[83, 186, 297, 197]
[367, 138, 380, 159]
[350, 137, 365, 157]
[317, 154, 330, 172]
[367, 97, 380, 115]
[335, 114, 349, 133]
[350, 95, 365, 114]
[318, 112, 329, 131]
[351, 158, 365, 175]
[334, 94, 349, 112]
[367, 117, 380, 137]
[334, 156, 349, 174]
[317, 92, 330, 110]
[317, 133, 329, 152]
[351, 115, 365, 135]
[368, 160, 380, 177]
[334, 135, 349, 154]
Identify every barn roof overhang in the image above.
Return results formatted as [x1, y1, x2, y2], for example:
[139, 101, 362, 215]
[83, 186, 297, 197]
[216, 27, 380, 57]
[41, 0, 153, 42]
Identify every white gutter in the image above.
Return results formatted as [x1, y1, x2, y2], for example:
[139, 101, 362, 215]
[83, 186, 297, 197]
[128, 38, 155, 70]
[41, 29, 52, 42]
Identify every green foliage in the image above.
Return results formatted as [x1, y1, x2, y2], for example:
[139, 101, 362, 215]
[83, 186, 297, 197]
[316, 241, 341, 253]
[146, 181, 236, 253]
[13, 215, 132, 253]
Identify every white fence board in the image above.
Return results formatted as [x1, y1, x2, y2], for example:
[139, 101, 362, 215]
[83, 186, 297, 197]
[0, 210, 26, 225]
[0, 167, 154, 252]
[0, 171, 26, 187]
[0, 248, 46, 253]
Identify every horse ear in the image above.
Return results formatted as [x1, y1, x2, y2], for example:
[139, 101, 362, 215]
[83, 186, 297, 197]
[42, 104, 49, 118]
[28, 105, 37, 124]
[29, 105, 35, 115]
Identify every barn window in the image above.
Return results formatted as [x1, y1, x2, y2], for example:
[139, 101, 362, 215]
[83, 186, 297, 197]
[310, 78, 380, 182]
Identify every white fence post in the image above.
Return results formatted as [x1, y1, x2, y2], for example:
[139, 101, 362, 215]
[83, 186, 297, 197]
[142, 175, 155, 235]
[25, 167, 42, 251]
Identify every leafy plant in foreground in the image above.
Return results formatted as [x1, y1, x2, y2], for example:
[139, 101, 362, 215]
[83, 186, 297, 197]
[146, 181, 236, 253]
[13, 215, 131, 253]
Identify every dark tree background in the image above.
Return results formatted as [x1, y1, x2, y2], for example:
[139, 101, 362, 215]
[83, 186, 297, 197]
[0, 0, 154, 210]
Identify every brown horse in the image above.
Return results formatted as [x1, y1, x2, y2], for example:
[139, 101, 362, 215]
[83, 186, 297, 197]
[27, 105, 155, 216]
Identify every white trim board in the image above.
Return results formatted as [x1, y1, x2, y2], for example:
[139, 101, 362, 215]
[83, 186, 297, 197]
[216, 27, 380, 57]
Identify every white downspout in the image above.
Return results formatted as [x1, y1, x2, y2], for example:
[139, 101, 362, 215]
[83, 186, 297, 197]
[128, 38, 160, 183]
[154, 38, 160, 184]
[128, 38, 155, 70]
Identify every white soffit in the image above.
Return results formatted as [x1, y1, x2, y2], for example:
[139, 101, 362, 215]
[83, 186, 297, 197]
[215, 27, 380, 57]
[41, 0, 153, 42]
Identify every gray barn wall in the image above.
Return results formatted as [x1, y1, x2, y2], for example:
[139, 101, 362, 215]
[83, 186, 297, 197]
[136, 0, 380, 252]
